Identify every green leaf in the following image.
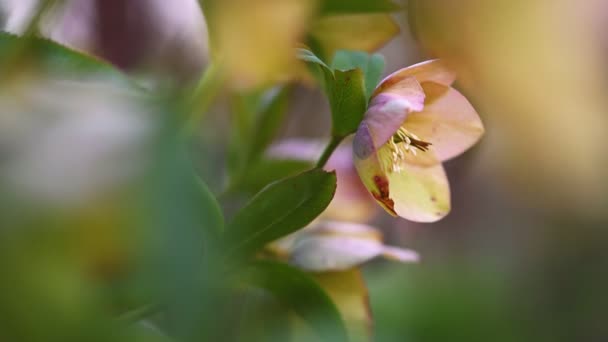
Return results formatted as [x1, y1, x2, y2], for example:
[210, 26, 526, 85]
[238, 159, 314, 195]
[297, 48, 332, 69]
[249, 87, 291, 162]
[298, 48, 368, 138]
[332, 50, 386, 99]
[318, 0, 401, 15]
[142, 134, 225, 340]
[0, 32, 132, 84]
[229, 287, 291, 342]
[328, 68, 367, 138]
[297, 48, 334, 91]
[223, 168, 336, 258]
[244, 261, 349, 342]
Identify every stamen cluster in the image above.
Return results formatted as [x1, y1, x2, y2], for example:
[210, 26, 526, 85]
[380, 128, 432, 173]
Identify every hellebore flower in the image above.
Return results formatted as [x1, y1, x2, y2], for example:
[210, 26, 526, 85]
[353, 60, 484, 222]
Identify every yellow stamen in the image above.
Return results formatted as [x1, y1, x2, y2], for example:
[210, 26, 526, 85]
[379, 127, 432, 173]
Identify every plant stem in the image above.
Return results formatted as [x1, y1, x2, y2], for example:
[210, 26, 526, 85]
[182, 62, 224, 137]
[118, 303, 162, 323]
[316, 136, 343, 168]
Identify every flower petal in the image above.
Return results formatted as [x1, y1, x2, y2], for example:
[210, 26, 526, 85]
[372, 59, 456, 98]
[388, 161, 450, 222]
[289, 222, 385, 271]
[353, 128, 397, 216]
[312, 270, 372, 341]
[382, 246, 420, 263]
[359, 82, 425, 150]
[404, 82, 484, 162]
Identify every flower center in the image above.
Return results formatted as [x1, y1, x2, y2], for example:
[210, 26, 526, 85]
[380, 127, 432, 173]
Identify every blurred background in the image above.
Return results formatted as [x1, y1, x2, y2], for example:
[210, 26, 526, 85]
[1, 0, 607, 341]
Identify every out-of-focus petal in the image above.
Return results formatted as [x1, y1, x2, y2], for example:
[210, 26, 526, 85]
[312, 269, 372, 342]
[208, 0, 314, 88]
[388, 161, 450, 222]
[290, 234, 383, 271]
[404, 82, 484, 161]
[382, 246, 420, 263]
[373, 59, 456, 98]
[290, 222, 382, 271]
[289, 221, 417, 271]
[310, 13, 399, 59]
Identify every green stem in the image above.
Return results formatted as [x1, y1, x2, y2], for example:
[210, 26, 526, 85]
[316, 136, 343, 168]
[118, 303, 162, 323]
[181, 62, 224, 137]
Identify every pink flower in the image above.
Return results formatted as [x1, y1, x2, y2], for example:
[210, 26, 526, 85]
[353, 60, 484, 222]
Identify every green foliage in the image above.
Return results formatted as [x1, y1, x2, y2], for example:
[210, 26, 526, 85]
[328, 69, 367, 137]
[248, 87, 291, 162]
[318, 0, 401, 15]
[223, 168, 337, 258]
[0, 5, 397, 341]
[0, 31, 131, 84]
[229, 87, 292, 178]
[297, 48, 368, 139]
[244, 261, 349, 342]
[332, 50, 386, 99]
[237, 159, 314, 195]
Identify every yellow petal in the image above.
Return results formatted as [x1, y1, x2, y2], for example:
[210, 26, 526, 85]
[373, 59, 456, 98]
[310, 13, 399, 59]
[312, 270, 372, 342]
[388, 161, 450, 222]
[404, 82, 484, 162]
[352, 138, 397, 216]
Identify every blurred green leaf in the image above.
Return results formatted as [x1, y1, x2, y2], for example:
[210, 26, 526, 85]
[332, 50, 385, 99]
[238, 159, 314, 195]
[244, 260, 349, 342]
[229, 287, 291, 342]
[142, 129, 225, 340]
[249, 87, 291, 162]
[328, 69, 367, 138]
[0, 32, 132, 84]
[319, 0, 401, 15]
[224, 168, 336, 258]
[229, 87, 291, 181]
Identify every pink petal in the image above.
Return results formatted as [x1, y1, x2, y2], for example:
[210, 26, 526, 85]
[404, 82, 484, 162]
[360, 83, 425, 150]
[373, 59, 456, 98]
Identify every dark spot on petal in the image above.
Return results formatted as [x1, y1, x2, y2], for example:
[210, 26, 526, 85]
[431, 196, 437, 203]
[372, 175, 396, 215]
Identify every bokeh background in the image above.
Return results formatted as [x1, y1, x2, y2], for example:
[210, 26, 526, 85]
[1, 0, 607, 341]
